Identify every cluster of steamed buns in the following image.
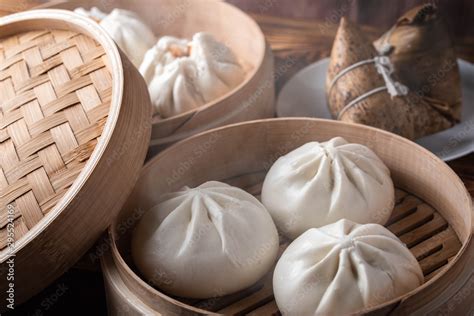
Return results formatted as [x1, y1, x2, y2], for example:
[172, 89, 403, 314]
[131, 137, 424, 315]
[75, 7, 245, 118]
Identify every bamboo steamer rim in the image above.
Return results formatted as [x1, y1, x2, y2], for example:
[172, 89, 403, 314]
[108, 118, 473, 314]
[150, 0, 266, 123]
[0, 9, 124, 260]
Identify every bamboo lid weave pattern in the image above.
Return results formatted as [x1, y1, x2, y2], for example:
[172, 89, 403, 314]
[0, 29, 112, 249]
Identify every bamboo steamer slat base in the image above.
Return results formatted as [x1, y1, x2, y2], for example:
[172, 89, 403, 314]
[0, 10, 151, 307]
[49, 0, 275, 153]
[101, 118, 473, 315]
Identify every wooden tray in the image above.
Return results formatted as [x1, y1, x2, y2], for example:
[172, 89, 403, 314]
[0, 9, 151, 307]
[101, 118, 473, 315]
[49, 0, 275, 152]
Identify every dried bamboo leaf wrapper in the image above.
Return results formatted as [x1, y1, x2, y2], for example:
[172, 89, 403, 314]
[325, 18, 380, 116]
[326, 18, 452, 140]
[374, 4, 461, 122]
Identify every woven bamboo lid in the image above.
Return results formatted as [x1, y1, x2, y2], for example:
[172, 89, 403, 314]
[0, 9, 151, 306]
[0, 25, 112, 244]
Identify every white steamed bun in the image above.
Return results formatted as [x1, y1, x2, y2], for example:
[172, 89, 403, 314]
[139, 32, 245, 117]
[75, 7, 156, 68]
[262, 137, 395, 239]
[273, 219, 424, 315]
[132, 181, 279, 299]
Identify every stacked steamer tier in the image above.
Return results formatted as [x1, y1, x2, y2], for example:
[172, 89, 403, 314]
[0, 10, 151, 307]
[102, 118, 472, 315]
[51, 0, 275, 153]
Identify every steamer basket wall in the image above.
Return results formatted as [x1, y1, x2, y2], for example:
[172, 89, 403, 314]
[0, 10, 151, 306]
[102, 118, 473, 315]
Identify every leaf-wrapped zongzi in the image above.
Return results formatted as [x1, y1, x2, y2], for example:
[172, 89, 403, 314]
[374, 4, 461, 123]
[326, 18, 452, 140]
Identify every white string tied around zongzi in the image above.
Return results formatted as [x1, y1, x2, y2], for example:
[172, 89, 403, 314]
[329, 55, 409, 119]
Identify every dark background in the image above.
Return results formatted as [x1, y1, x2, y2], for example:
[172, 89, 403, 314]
[228, 0, 474, 41]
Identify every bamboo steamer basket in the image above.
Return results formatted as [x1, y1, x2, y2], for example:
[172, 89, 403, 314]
[101, 118, 473, 315]
[0, 10, 152, 306]
[49, 0, 275, 152]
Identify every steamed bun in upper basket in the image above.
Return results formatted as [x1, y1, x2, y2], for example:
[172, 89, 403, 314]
[131, 181, 279, 299]
[75, 7, 156, 68]
[273, 219, 424, 315]
[74, 7, 107, 21]
[261, 137, 394, 239]
[139, 32, 245, 118]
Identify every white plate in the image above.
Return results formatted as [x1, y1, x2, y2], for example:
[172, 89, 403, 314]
[277, 58, 474, 161]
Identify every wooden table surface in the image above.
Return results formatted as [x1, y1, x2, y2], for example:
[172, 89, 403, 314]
[1, 2, 473, 315]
